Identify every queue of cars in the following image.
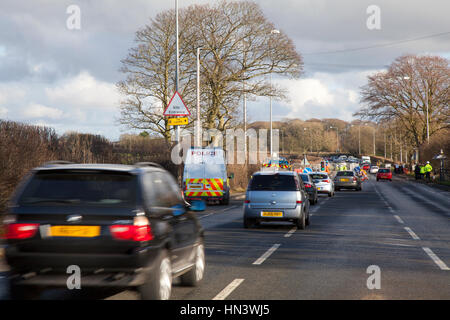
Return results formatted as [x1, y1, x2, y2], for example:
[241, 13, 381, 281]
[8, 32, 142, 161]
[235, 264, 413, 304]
[1, 155, 394, 300]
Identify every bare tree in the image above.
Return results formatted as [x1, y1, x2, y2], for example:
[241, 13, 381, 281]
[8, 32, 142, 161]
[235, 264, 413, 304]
[117, 9, 197, 143]
[355, 54, 450, 150]
[118, 1, 303, 142]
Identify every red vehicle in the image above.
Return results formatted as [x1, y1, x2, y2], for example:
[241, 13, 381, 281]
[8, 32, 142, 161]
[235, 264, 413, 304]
[376, 168, 392, 181]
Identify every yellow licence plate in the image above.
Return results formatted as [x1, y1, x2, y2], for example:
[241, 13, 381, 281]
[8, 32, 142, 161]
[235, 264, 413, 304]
[50, 226, 100, 238]
[340, 178, 349, 182]
[261, 212, 283, 217]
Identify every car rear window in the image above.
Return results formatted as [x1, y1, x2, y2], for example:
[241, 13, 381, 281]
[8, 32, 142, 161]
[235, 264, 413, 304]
[336, 171, 354, 176]
[310, 174, 328, 180]
[299, 174, 310, 182]
[248, 174, 298, 191]
[378, 169, 390, 173]
[17, 170, 138, 207]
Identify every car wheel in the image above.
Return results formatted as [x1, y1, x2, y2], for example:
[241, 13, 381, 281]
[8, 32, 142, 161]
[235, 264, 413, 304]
[296, 211, 306, 230]
[328, 192, 332, 197]
[335, 187, 340, 191]
[180, 242, 205, 287]
[139, 250, 172, 300]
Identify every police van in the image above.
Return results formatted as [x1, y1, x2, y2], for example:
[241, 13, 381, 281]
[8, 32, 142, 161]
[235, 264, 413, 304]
[183, 147, 231, 205]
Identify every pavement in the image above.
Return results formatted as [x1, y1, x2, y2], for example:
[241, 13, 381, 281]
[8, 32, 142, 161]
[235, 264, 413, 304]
[1, 174, 449, 300]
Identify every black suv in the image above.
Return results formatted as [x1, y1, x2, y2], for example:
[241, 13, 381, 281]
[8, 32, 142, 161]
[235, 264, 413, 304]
[298, 173, 318, 205]
[1, 162, 205, 300]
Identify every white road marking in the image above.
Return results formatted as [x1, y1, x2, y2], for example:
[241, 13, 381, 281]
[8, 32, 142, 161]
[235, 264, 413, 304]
[422, 247, 450, 271]
[404, 227, 420, 240]
[393, 215, 404, 224]
[199, 205, 238, 219]
[212, 278, 245, 300]
[253, 244, 281, 265]
[388, 207, 395, 213]
[284, 227, 297, 238]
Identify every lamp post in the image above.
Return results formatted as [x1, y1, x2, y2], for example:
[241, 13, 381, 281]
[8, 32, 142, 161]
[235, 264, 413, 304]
[269, 29, 280, 157]
[329, 126, 339, 152]
[304, 128, 313, 153]
[196, 47, 202, 148]
[175, 0, 180, 145]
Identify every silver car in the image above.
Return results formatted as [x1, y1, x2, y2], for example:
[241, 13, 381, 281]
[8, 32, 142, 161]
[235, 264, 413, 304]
[334, 170, 362, 191]
[243, 171, 310, 229]
[309, 172, 335, 197]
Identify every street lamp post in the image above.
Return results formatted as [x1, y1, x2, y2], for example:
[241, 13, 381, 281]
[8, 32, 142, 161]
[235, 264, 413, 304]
[358, 124, 361, 155]
[196, 47, 201, 148]
[372, 125, 376, 156]
[329, 126, 339, 152]
[175, 0, 180, 145]
[269, 29, 280, 157]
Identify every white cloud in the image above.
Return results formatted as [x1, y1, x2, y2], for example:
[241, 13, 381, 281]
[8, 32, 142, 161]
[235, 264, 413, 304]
[0, 106, 7, 117]
[23, 103, 64, 120]
[0, 85, 26, 106]
[45, 71, 120, 110]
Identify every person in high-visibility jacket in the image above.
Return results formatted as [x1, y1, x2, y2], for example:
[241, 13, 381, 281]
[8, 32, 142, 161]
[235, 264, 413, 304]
[419, 164, 426, 180]
[424, 161, 433, 181]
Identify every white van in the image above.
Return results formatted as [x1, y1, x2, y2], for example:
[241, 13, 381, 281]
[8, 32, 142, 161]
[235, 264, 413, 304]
[183, 147, 231, 205]
[361, 156, 371, 163]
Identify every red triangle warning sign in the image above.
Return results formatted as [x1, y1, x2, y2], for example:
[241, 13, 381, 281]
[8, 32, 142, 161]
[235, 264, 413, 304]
[163, 91, 190, 116]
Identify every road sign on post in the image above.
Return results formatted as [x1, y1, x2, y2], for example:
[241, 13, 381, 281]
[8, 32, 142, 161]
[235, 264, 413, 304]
[163, 91, 190, 117]
[168, 117, 188, 126]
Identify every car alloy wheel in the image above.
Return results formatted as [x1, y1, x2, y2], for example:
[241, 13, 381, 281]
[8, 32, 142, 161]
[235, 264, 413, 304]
[195, 244, 205, 282]
[159, 257, 172, 300]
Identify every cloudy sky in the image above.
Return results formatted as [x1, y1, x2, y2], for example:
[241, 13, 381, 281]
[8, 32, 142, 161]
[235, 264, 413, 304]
[0, 0, 449, 140]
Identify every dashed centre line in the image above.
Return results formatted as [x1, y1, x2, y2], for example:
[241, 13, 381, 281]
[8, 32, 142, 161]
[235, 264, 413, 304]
[212, 278, 245, 300]
[284, 227, 297, 238]
[394, 215, 404, 224]
[253, 244, 281, 265]
[404, 227, 420, 240]
[422, 247, 450, 271]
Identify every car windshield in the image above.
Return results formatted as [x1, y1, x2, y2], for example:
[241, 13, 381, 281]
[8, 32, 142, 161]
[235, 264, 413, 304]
[336, 171, 354, 176]
[248, 174, 298, 191]
[378, 169, 390, 173]
[310, 174, 328, 180]
[18, 170, 138, 207]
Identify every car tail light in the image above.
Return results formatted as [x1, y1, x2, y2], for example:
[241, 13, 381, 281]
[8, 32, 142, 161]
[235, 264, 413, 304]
[244, 200, 250, 203]
[296, 200, 302, 204]
[110, 216, 153, 241]
[304, 183, 312, 188]
[323, 179, 330, 183]
[3, 223, 39, 239]
[353, 177, 357, 182]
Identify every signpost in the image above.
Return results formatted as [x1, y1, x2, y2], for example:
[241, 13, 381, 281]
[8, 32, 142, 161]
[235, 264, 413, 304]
[163, 91, 190, 117]
[168, 117, 188, 126]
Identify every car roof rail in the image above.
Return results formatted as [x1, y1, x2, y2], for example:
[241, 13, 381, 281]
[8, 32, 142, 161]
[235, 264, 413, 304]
[134, 162, 164, 169]
[42, 160, 74, 167]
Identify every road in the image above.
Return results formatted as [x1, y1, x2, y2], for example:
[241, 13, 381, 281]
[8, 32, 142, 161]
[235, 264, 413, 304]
[0, 174, 449, 300]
